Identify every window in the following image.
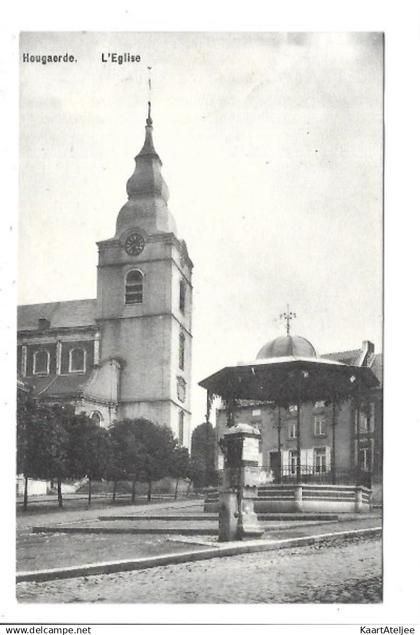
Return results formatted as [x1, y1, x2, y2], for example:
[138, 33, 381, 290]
[289, 450, 298, 474]
[288, 404, 298, 413]
[179, 331, 185, 370]
[359, 447, 369, 471]
[369, 402, 375, 432]
[314, 447, 327, 473]
[313, 415, 326, 436]
[288, 421, 297, 439]
[179, 279, 186, 313]
[69, 347, 86, 373]
[177, 376, 186, 403]
[178, 410, 185, 445]
[360, 412, 369, 433]
[314, 400, 325, 409]
[90, 411, 104, 427]
[125, 269, 143, 304]
[21, 345, 27, 376]
[355, 403, 375, 434]
[252, 409, 261, 417]
[33, 349, 50, 375]
[253, 422, 263, 452]
[359, 440, 375, 471]
[269, 451, 280, 471]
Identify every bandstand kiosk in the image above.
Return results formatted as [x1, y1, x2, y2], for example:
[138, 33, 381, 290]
[199, 339, 379, 542]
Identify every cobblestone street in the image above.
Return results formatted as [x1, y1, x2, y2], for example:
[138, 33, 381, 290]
[17, 535, 382, 604]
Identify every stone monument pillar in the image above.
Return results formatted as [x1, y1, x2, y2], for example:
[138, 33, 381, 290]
[218, 423, 264, 541]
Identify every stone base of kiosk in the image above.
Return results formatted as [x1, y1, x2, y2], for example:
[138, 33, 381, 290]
[208, 483, 372, 515]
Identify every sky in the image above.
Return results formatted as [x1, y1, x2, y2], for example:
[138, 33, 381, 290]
[19, 32, 383, 425]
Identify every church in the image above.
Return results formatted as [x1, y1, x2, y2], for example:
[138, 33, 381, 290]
[17, 103, 193, 448]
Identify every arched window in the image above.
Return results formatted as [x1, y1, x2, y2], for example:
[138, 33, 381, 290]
[90, 411, 104, 427]
[179, 279, 186, 313]
[33, 349, 50, 375]
[179, 331, 185, 370]
[69, 347, 86, 373]
[125, 269, 143, 304]
[177, 376, 186, 403]
[178, 410, 185, 445]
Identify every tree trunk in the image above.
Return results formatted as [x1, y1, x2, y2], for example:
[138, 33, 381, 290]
[174, 478, 179, 500]
[23, 475, 28, 512]
[147, 479, 152, 502]
[186, 479, 192, 496]
[88, 476, 92, 506]
[112, 480, 117, 501]
[57, 478, 63, 508]
[131, 478, 136, 503]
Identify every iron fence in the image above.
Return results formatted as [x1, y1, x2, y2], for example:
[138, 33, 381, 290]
[217, 465, 372, 488]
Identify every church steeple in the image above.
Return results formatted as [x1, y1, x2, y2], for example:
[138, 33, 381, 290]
[115, 101, 177, 236]
[97, 90, 192, 448]
[136, 101, 158, 158]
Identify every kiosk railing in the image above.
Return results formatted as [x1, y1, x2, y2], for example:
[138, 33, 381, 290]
[216, 465, 372, 488]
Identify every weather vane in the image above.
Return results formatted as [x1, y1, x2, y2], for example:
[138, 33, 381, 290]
[279, 305, 296, 336]
[146, 66, 152, 122]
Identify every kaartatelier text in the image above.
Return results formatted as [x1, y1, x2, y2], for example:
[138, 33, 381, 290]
[101, 53, 142, 64]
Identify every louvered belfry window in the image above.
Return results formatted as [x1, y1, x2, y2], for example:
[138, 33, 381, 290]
[125, 270, 143, 304]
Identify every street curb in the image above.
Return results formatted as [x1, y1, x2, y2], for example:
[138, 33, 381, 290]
[17, 526, 382, 583]
[32, 526, 221, 536]
[31, 520, 337, 536]
[97, 513, 340, 522]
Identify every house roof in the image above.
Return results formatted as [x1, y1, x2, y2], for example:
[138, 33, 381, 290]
[18, 299, 97, 332]
[323, 350, 383, 384]
[321, 349, 361, 364]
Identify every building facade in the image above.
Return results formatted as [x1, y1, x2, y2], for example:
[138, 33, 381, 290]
[17, 103, 193, 448]
[216, 336, 382, 485]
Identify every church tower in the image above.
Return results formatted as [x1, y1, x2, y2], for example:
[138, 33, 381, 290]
[96, 102, 193, 447]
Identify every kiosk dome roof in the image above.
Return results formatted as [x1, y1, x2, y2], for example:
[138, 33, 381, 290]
[256, 334, 317, 360]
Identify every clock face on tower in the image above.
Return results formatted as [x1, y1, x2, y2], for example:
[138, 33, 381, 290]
[124, 232, 145, 256]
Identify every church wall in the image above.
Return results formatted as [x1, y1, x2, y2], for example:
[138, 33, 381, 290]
[24, 342, 57, 377]
[101, 315, 172, 401]
[97, 258, 172, 320]
[168, 401, 191, 449]
[117, 400, 190, 450]
[119, 399, 171, 428]
[97, 233, 193, 449]
[168, 254, 192, 449]
[75, 400, 117, 428]
[60, 339, 95, 374]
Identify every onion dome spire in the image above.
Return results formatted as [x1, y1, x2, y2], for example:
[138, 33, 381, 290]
[137, 101, 158, 158]
[115, 100, 177, 236]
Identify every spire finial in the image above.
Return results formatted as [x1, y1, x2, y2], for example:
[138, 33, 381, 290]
[279, 304, 296, 336]
[146, 66, 153, 126]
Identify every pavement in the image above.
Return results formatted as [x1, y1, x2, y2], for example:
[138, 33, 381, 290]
[17, 497, 382, 583]
[17, 496, 202, 530]
[17, 534, 382, 603]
